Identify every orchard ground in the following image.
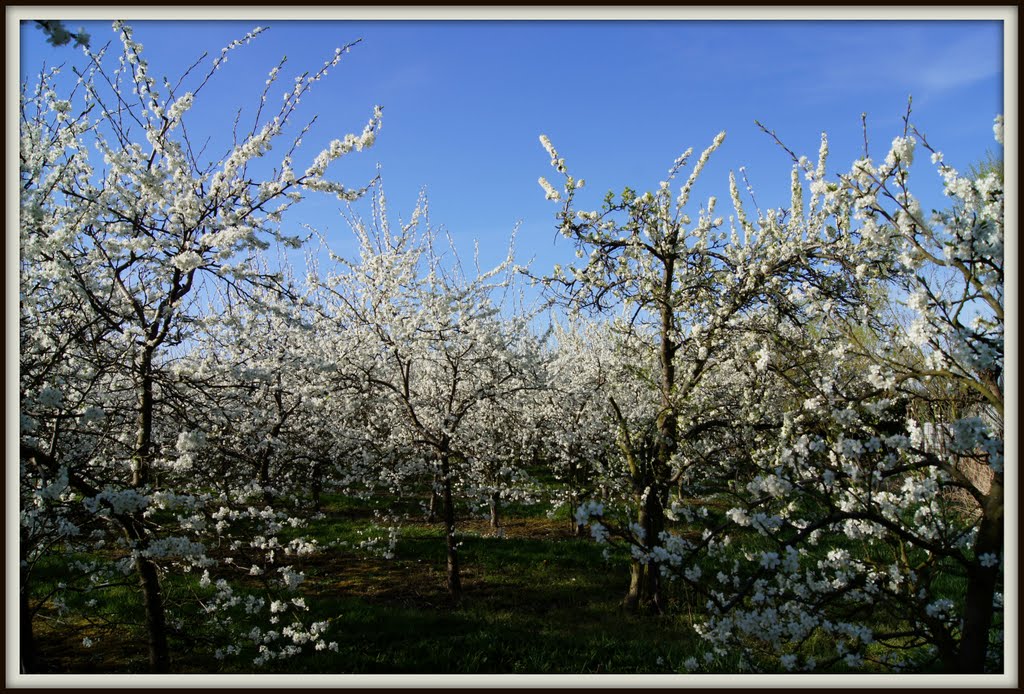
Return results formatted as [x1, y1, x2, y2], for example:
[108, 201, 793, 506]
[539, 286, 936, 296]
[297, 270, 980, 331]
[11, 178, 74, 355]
[29, 489, 966, 675]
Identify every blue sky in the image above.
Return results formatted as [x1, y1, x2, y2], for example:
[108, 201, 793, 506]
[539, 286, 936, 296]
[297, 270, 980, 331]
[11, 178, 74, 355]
[18, 15, 1006, 284]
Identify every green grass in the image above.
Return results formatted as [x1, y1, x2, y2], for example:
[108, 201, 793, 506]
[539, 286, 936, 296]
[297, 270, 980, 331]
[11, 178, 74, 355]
[274, 496, 702, 674]
[27, 493, 709, 674]
[24, 491, 992, 675]
[267, 521, 699, 674]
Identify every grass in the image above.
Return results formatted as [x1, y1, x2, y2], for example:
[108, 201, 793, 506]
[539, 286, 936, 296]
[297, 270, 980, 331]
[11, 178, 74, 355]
[24, 491, 989, 675]
[270, 497, 702, 675]
[26, 493, 707, 674]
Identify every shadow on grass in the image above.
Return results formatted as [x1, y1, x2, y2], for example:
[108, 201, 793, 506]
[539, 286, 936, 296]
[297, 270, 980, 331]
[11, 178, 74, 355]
[29, 501, 703, 675]
[281, 516, 696, 674]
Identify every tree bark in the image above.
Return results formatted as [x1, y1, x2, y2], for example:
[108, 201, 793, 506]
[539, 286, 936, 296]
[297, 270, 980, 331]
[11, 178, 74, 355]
[955, 480, 1003, 673]
[120, 515, 170, 673]
[19, 576, 37, 673]
[135, 552, 171, 673]
[569, 490, 585, 537]
[132, 346, 155, 488]
[624, 481, 666, 613]
[260, 383, 288, 508]
[441, 455, 461, 600]
[259, 456, 274, 507]
[130, 346, 171, 672]
[427, 473, 440, 523]
[623, 257, 676, 613]
[488, 490, 501, 531]
[311, 460, 323, 513]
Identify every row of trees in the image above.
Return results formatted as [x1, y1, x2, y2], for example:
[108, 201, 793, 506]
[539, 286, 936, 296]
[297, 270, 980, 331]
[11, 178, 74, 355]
[19, 23, 1005, 674]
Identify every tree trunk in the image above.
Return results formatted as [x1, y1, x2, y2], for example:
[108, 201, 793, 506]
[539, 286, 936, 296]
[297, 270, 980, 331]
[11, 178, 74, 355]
[488, 490, 501, 531]
[571, 496, 585, 538]
[568, 489, 586, 537]
[259, 456, 274, 507]
[956, 481, 1003, 673]
[622, 256, 676, 614]
[623, 482, 666, 613]
[427, 474, 440, 523]
[120, 514, 170, 673]
[261, 384, 288, 508]
[311, 460, 323, 513]
[130, 347, 171, 672]
[135, 552, 170, 673]
[132, 347, 155, 488]
[20, 577, 36, 673]
[441, 455, 461, 600]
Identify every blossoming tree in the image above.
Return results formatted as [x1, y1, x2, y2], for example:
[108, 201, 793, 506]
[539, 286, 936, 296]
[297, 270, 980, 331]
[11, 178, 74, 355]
[571, 113, 1005, 673]
[538, 128, 868, 612]
[313, 189, 543, 599]
[19, 21, 379, 672]
[535, 319, 621, 536]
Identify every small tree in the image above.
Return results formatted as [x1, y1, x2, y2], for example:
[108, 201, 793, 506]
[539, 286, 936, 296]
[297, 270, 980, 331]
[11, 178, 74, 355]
[538, 319, 620, 536]
[315, 189, 540, 599]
